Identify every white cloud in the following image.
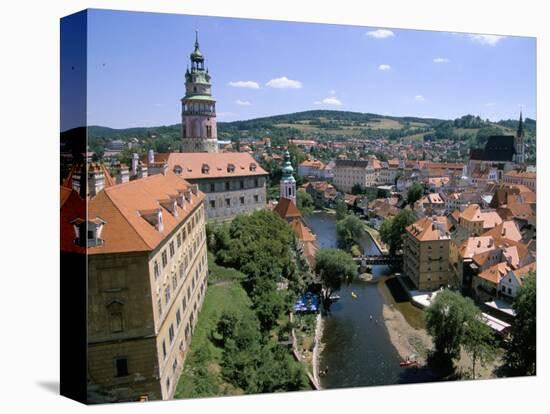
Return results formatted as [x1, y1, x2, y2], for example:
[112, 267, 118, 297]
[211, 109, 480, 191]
[433, 57, 450, 63]
[485, 102, 497, 107]
[235, 99, 251, 106]
[328, 89, 336, 95]
[378, 64, 391, 71]
[265, 76, 303, 89]
[314, 96, 343, 106]
[228, 80, 260, 89]
[468, 34, 506, 46]
[366, 29, 394, 39]
[414, 95, 425, 102]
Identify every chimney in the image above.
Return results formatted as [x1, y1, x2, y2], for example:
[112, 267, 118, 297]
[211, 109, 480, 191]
[148, 149, 155, 164]
[88, 164, 105, 197]
[116, 164, 130, 184]
[138, 164, 148, 179]
[71, 164, 84, 197]
[131, 153, 139, 175]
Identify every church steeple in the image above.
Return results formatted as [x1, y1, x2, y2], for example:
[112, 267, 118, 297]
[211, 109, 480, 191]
[280, 150, 296, 203]
[515, 110, 525, 164]
[517, 110, 524, 138]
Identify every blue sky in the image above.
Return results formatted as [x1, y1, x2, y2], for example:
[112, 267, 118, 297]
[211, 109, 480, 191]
[80, 9, 536, 130]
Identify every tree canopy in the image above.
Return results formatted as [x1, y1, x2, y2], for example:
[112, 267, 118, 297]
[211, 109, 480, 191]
[314, 248, 357, 303]
[336, 214, 365, 251]
[407, 182, 424, 205]
[505, 272, 536, 375]
[379, 209, 416, 255]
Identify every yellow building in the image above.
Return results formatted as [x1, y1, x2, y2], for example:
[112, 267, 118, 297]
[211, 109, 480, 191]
[63, 168, 208, 402]
[403, 216, 452, 290]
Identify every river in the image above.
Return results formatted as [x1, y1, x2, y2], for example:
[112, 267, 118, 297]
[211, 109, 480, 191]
[304, 211, 431, 389]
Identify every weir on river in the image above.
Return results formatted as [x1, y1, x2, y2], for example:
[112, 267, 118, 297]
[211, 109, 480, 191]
[304, 211, 431, 389]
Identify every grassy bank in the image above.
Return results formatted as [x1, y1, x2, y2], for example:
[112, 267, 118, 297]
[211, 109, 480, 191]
[174, 264, 250, 398]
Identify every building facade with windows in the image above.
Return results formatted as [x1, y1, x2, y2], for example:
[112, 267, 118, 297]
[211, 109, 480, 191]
[62, 171, 209, 402]
[403, 216, 452, 290]
[146, 152, 268, 223]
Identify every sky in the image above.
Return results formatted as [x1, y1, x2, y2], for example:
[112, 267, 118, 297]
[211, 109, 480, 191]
[71, 9, 536, 130]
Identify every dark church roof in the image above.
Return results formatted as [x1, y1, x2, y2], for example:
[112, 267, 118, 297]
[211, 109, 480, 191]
[470, 135, 516, 162]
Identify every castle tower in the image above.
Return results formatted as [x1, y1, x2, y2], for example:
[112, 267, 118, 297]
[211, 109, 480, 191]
[181, 31, 218, 153]
[515, 110, 525, 164]
[280, 150, 296, 203]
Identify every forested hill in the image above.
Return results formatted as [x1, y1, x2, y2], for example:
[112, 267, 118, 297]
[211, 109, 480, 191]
[85, 110, 535, 155]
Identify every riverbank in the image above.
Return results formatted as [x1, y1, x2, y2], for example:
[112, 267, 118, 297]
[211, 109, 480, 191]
[311, 313, 324, 389]
[363, 223, 388, 254]
[378, 278, 432, 364]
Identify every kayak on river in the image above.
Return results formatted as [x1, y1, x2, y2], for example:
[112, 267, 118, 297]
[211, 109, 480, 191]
[351, 292, 358, 299]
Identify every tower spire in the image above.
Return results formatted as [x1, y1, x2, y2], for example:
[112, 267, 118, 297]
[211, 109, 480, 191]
[195, 29, 199, 50]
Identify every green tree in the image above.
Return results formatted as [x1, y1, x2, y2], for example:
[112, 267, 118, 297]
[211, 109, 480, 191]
[215, 310, 240, 346]
[505, 272, 536, 375]
[379, 209, 416, 255]
[407, 182, 424, 205]
[314, 248, 357, 304]
[425, 289, 478, 362]
[296, 191, 314, 216]
[462, 317, 496, 379]
[351, 183, 364, 195]
[336, 214, 365, 250]
[334, 199, 348, 220]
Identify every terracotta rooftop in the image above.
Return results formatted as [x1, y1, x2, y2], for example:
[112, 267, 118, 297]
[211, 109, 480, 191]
[273, 198, 302, 220]
[65, 172, 205, 255]
[152, 152, 267, 179]
[482, 221, 522, 243]
[290, 219, 316, 242]
[406, 216, 450, 242]
[478, 262, 511, 284]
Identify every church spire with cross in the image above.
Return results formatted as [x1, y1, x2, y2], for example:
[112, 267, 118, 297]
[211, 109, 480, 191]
[181, 30, 218, 153]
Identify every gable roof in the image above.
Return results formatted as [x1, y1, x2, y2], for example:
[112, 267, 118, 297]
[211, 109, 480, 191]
[273, 198, 302, 220]
[470, 135, 516, 162]
[83, 172, 204, 255]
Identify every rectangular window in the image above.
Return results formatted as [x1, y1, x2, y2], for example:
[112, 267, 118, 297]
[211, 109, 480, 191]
[182, 296, 187, 312]
[176, 309, 181, 326]
[172, 358, 178, 374]
[177, 233, 182, 248]
[179, 263, 184, 279]
[169, 241, 175, 258]
[154, 261, 160, 279]
[225, 182, 230, 191]
[254, 195, 259, 203]
[110, 312, 123, 333]
[240, 180, 244, 189]
[162, 340, 167, 360]
[240, 196, 245, 205]
[161, 250, 168, 268]
[169, 324, 175, 343]
[166, 378, 170, 392]
[115, 357, 129, 377]
[172, 275, 177, 290]
[158, 299, 162, 317]
[165, 286, 171, 304]
[210, 183, 215, 192]
[187, 286, 191, 301]
[254, 178, 259, 187]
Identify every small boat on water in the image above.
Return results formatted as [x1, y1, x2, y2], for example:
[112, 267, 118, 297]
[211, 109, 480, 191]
[351, 292, 358, 299]
[329, 294, 341, 301]
[400, 360, 418, 367]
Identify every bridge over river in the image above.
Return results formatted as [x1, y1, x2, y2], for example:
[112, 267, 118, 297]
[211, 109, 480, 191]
[354, 254, 403, 267]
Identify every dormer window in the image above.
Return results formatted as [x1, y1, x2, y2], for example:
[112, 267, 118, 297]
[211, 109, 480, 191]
[160, 198, 178, 217]
[173, 165, 183, 175]
[140, 209, 164, 232]
[176, 191, 187, 209]
[201, 164, 210, 174]
[227, 163, 235, 173]
[70, 217, 106, 247]
[249, 163, 257, 172]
